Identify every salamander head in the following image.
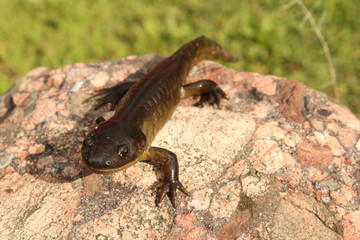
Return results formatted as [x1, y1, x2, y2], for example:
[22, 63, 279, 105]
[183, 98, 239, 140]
[81, 122, 146, 174]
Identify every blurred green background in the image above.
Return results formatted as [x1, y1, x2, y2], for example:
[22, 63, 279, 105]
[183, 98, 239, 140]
[0, 0, 359, 117]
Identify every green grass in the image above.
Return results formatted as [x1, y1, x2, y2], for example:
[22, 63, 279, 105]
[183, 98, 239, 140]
[0, 0, 359, 117]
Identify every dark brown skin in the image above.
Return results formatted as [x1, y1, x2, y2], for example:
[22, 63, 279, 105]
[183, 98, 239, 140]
[81, 36, 238, 208]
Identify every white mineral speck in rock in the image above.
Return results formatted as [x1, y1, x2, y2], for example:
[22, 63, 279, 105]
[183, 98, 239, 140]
[327, 136, 345, 156]
[90, 71, 109, 87]
[356, 139, 360, 151]
[71, 80, 85, 92]
[309, 117, 324, 132]
[314, 131, 327, 146]
[326, 122, 340, 134]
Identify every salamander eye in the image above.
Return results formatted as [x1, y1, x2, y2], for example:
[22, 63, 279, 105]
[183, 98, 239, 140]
[83, 133, 95, 147]
[96, 116, 106, 124]
[118, 145, 129, 158]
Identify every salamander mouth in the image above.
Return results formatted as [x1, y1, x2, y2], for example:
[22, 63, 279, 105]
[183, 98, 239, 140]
[81, 151, 141, 175]
[81, 158, 121, 175]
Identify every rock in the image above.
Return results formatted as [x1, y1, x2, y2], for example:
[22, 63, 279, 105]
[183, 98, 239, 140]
[1, 54, 359, 239]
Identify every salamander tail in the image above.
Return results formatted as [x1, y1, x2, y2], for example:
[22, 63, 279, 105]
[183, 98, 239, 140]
[199, 35, 239, 62]
[175, 35, 239, 63]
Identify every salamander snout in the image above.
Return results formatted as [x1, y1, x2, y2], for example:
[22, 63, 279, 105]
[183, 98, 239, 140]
[81, 123, 146, 174]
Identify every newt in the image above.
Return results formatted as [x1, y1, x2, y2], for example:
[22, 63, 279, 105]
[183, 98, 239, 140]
[81, 36, 238, 208]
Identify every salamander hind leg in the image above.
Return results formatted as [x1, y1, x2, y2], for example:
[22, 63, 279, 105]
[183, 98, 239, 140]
[84, 81, 136, 110]
[182, 79, 229, 109]
[147, 147, 189, 208]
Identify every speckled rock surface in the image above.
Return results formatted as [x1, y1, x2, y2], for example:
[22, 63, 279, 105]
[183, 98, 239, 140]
[1, 54, 359, 239]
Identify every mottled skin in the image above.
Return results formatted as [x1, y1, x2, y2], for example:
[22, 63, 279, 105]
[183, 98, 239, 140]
[81, 36, 238, 208]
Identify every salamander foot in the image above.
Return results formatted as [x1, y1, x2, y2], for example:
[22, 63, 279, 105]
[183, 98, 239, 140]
[183, 79, 229, 109]
[152, 180, 189, 208]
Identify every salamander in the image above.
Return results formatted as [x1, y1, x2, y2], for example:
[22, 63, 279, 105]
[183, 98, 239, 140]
[81, 36, 238, 208]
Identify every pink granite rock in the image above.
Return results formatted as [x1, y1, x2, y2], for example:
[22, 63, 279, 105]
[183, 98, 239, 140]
[1, 54, 359, 239]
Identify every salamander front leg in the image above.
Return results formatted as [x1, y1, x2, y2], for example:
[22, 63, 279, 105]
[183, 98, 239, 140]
[147, 147, 189, 208]
[182, 79, 229, 108]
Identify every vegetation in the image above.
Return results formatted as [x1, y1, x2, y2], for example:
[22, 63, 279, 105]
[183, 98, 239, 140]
[0, 0, 359, 117]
